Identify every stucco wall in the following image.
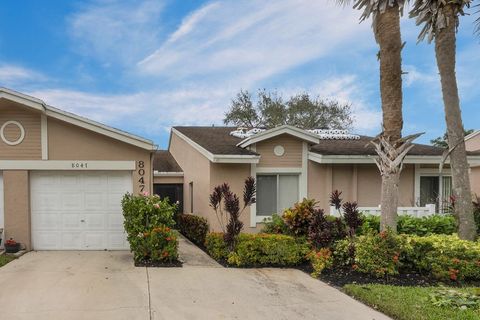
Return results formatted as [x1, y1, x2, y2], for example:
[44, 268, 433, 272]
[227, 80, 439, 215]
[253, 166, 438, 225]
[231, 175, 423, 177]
[256, 134, 303, 167]
[169, 132, 211, 221]
[470, 167, 480, 197]
[465, 133, 480, 152]
[308, 162, 416, 209]
[3, 171, 31, 250]
[209, 163, 251, 231]
[0, 101, 42, 160]
[47, 118, 152, 194]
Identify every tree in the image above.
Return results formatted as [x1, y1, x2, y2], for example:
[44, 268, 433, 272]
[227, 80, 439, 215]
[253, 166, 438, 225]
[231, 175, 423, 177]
[338, 0, 419, 232]
[410, 0, 477, 240]
[224, 90, 353, 130]
[431, 129, 474, 148]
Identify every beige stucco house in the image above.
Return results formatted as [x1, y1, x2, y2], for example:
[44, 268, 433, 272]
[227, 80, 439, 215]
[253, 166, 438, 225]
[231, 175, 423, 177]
[153, 126, 480, 232]
[0, 88, 156, 250]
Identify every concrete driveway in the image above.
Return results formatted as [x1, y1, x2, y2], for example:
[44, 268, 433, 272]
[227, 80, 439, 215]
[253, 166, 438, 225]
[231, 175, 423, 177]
[0, 248, 390, 320]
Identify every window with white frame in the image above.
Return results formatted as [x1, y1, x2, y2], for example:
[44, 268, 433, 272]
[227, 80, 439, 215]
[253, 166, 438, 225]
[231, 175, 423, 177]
[256, 174, 299, 216]
[419, 175, 452, 213]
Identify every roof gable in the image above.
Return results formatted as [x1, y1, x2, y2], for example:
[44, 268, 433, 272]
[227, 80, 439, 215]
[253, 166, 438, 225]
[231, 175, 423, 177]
[237, 125, 320, 148]
[0, 87, 155, 151]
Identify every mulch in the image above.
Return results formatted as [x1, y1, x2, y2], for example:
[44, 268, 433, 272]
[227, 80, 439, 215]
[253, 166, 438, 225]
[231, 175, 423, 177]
[134, 260, 183, 268]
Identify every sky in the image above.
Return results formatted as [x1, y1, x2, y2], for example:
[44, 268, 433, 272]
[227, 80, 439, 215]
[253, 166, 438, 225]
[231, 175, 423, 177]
[0, 0, 478, 148]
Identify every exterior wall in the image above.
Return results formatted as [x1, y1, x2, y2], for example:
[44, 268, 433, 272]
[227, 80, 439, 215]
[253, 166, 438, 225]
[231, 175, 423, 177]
[47, 118, 152, 194]
[465, 133, 480, 152]
[169, 132, 211, 220]
[0, 102, 42, 160]
[209, 163, 251, 231]
[153, 176, 184, 184]
[3, 171, 30, 250]
[471, 167, 480, 197]
[256, 134, 302, 167]
[308, 162, 416, 209]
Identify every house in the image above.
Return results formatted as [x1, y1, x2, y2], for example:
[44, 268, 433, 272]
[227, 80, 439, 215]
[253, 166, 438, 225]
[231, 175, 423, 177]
[0, 88, 156, 250]
[153, 126, 480, 231]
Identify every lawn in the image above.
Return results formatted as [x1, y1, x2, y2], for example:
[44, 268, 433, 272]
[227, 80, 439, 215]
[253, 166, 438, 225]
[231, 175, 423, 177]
[0, 255, 16, 268]
[344, 284, 480, 320]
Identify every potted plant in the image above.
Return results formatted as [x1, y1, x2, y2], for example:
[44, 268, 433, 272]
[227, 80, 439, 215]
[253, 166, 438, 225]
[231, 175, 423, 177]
[5, 238, 20, 253]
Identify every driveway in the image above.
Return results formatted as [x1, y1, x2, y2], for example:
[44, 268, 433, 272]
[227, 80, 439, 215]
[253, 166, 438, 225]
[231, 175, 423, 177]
[0, 242, 390, 320]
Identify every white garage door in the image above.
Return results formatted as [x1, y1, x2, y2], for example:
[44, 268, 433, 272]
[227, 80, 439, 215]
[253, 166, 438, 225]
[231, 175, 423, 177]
[31, 171, 132, 250]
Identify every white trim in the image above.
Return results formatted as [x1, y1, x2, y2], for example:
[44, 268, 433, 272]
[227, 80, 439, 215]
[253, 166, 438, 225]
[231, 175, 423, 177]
[465, 130, 480, 142]
[0, 88, 156, 151]
[414, 165, 452, 209]
[0, 88, 45, 111]
[0, 120, 25, 145]
[250, 144, 257, 227]
[172, 128, 260, 164]
[46, 107, 155, 151]
[153, 171, 184, 177]
[41, 114, 48, 160]
[237, 125, 320, 148]
[308, 152, 480, 166]
[0, 160, 135, 170]
[256, 167, 302, 173]
[300, 142, 308, 199]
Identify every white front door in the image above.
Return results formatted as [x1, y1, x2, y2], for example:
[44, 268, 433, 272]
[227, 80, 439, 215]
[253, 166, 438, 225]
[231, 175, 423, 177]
[0, 172, 4, 247]
[30, 171, 132, 250]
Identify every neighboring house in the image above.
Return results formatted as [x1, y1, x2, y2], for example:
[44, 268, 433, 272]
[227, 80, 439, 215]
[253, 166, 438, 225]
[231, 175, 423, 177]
[0, 88, 156, 250]
[465, 130, 480, 198]
[153, 126, 480, 232]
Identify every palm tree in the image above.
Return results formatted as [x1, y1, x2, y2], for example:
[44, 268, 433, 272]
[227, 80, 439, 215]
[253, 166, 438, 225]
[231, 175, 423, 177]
[410, 0, 477, 240]
[337, 0, 420, 232]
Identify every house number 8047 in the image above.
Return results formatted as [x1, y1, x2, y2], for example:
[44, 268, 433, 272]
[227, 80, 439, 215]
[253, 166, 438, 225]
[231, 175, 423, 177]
[138, 160, 145, 193]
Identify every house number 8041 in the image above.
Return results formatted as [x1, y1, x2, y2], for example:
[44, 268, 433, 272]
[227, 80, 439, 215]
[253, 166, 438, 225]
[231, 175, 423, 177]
[71, 162, 88, 168]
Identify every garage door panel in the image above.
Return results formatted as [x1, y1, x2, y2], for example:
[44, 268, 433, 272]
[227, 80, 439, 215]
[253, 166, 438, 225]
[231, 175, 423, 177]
[31, 171, 132, 250]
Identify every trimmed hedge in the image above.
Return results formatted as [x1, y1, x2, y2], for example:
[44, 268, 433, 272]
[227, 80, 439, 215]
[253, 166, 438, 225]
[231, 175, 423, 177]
[177, 214, 209, 246]
[205, 233, 309, 267]
[401, 234, 480, 281]
[360, 214, 457, 236]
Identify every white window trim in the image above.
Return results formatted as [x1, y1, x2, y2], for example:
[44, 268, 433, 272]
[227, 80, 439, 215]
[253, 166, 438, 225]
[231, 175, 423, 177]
[414, 164, 452, 209]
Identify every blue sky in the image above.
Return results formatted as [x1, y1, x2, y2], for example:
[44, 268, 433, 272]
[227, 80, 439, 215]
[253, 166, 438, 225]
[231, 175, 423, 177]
[0, 0, 478, 148]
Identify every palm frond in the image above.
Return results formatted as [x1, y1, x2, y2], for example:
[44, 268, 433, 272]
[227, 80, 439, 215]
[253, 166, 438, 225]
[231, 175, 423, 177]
[409, 0, 471, 43]
[475, 4, 480, 37]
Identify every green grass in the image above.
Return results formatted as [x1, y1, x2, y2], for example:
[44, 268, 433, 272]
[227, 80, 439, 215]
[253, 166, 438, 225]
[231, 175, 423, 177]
[0, 255, 16, 268]
[344, 284, 480, 320]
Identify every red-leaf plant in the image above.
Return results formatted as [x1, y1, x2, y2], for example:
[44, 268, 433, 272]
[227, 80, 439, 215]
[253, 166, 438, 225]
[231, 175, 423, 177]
[209, 177, 256, 250]
[329, 190, 343, 217]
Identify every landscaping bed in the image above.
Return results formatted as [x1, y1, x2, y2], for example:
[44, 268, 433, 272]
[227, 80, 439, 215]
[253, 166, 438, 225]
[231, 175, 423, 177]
[0, 254, 16, 268]
[344, 284, 480, 320]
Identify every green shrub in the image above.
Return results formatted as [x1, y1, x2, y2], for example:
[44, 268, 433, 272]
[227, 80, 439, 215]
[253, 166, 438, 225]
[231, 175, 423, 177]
[359, 214, 456, 236]
[261, 214, 290, 235]
[122, 193, 177, 263]
[332, 238, 356, 268]
[205, 232, 229, 261]
[355, 230, 404, 277]
[177, 214, 209, 246]
[205, 232, 309, 267]
[308, 248, 333, 278]
[283, 198, 316, 236]
[401, 234, 480, 281]
[228, 233, 309, 267]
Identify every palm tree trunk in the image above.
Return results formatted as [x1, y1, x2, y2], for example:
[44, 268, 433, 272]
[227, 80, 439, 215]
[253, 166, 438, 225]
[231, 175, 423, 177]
[374, 4, 404, 232]
[435, 5, 476, 240]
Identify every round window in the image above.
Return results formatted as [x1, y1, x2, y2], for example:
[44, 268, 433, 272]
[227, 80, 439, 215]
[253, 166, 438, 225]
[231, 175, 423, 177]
[1, 121, 26, 146]
[274, 145, 285, 157]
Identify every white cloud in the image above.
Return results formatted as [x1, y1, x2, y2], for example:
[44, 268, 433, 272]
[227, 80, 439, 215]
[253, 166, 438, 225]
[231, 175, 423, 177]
[68, 0, 165, 65]
[0, 65, 45, 85]
[138, 0, 371, 86]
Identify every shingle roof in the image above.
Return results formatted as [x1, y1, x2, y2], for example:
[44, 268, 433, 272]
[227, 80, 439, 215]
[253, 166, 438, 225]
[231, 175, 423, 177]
[153, 150, 183, 172]
[173, 126, 259, 155]
[172, 126, 480, 157]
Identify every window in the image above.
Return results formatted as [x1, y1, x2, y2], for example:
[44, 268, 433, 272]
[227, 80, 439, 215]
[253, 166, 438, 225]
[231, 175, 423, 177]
[256, 174, 299, 216]
[189, 182, 193, 213]
[419, 175, 452, 213]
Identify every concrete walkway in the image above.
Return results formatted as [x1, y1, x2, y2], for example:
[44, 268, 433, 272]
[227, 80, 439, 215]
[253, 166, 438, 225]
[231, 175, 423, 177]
[177, 234, 221, 267]
[0, 250, 391, 320]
